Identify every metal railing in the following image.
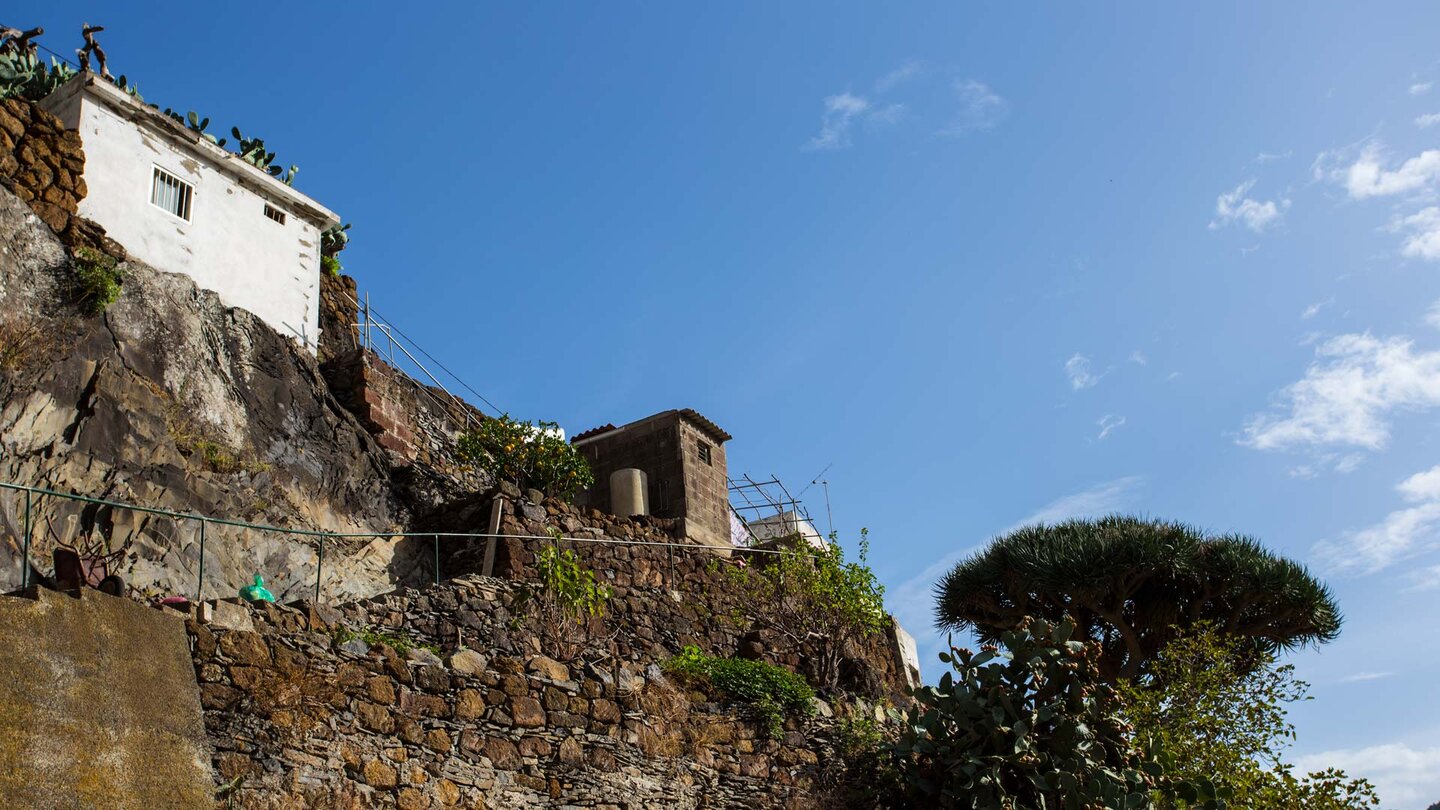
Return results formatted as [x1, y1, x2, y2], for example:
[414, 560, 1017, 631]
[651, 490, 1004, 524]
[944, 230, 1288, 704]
[0, 481, 796, 605]
[348, 290, 500, 431]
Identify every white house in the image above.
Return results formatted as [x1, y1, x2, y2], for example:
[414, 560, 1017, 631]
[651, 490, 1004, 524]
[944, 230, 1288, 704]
[39, 73, 339, 353]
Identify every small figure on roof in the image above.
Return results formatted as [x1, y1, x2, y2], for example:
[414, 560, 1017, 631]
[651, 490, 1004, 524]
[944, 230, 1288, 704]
[240, 574, 275, 603]
[76, 23, 109, 79]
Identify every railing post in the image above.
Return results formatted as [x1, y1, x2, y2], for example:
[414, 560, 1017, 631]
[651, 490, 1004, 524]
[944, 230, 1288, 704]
[315, 536, 326, 603]
[195, 517, 207, 602]
[433, 534, 440, 587]
[667, 543, 674, 587]
[20, 489, 32, 589]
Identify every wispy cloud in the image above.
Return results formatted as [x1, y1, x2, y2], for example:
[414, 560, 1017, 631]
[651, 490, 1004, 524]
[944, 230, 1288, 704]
[1417, 112, 1440, 129]
[938, 79, 1009, 135]
[875, 60, 923, 93]
[1296, 743, 1440, 808]
[1339, 671, 1394, 683]
[1254, 150, 1293, 164]
[806, 93, 871, 151]
[1064, 354, 1103, 390]
[1301, 298, 1334, 319]
[1210, 179, 1289, 232]
[1129, 350, 1148, 365]
[1426, 300, 1440, 330]
[888, 476, 1145, 680]
[1096, 414, 1127, 440]
[1315, 464, 1440, 574]
[1240, 333, 1440, 454]
[1410, 81, 1434, 96]
[1406, 564, 1440, 590]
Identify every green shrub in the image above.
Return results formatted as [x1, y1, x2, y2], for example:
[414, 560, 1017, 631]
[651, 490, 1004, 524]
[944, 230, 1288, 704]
[333, 625, 439, 658]
[719, 530, 886, 692]
[663, 645, 815, 738]
[1120, 626, 1379, 809]
[456, 414, 594, 497]
[321, 254, 342, 277]
[72, 247, 123, 314]
[513, 535, 612, 661]
[888, 616, 1204, 809]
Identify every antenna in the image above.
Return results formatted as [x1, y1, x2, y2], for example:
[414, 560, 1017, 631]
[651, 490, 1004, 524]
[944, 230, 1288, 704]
[800, 463, 835, 536]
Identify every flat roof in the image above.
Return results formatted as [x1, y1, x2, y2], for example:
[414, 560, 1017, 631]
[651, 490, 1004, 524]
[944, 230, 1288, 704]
[49, 73, 341, 229]
[571, 408, 732, 447]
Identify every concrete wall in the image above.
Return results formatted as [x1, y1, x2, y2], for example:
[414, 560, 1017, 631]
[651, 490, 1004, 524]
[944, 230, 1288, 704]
[41, 76, 337, 353]
[0, 588, 213, 809]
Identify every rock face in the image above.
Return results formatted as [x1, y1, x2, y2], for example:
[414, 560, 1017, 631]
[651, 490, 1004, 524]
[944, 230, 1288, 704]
[0, 184, 424, 602]
[193, 576, 890, 809]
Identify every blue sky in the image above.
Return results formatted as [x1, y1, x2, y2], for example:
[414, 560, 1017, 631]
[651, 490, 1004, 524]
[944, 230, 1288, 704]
[26, 3, 1440, 806]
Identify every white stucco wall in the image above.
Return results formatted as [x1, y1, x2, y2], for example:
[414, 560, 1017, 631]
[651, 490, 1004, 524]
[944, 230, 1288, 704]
[41, 77, 337, 353]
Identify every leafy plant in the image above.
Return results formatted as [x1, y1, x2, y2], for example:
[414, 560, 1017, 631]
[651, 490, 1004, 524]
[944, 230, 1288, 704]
[513, 533, 612, 662]
[321, 223, 350, 276]
[935, 516, 1342, 682]
[333, 625, 439, 658]
[0, 50, 75, 101]
[163, 109, 227, 147]
[663, 645, 815, 738]
[71, 247, 123, 314]
[456, 414, 594, 497]
[888, 616, 1209, 810]
[719, 530, 887, 692]
[1120, 625, 1380, 809]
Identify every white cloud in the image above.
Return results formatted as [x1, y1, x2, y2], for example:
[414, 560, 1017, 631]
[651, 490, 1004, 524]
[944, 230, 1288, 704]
[1341, 144, 1440, 200]
[1210, 179, 1289, 232]
[1425, 300, 1440, 329]
[806, 93, 870, 150]
[1416, 112, 1440, 129]
[1295, 743, 1440, 809]
[1096, 414, 1127, 440]
[1240, 333, 1440, 453]
[1394, 206, 1440, 260]
[1410, 81, 1434, 96]
[1301, 298, 1334, 319]
[889, 477, 1145, 679]
[875, 60, 923, 93]
[1254, 150, 1293, 163]
[1338, 671, 1394, 683]
[1064, 354, 1102, 390]
[1406, 564, 1440, 590]
[1316, 464, 1440, 574]
[939, 79, 1008, 135]
[1129, 350, 1148, 365]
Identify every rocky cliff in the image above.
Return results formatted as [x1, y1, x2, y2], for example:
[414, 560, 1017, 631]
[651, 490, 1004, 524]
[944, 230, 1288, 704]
[0, 183, 429, 602]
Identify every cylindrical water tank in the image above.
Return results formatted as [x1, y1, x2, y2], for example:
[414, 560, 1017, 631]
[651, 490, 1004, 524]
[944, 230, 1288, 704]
[610, 468, 649, 517]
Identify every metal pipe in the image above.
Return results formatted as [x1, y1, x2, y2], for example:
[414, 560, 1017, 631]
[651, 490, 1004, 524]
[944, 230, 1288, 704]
[20, 489, 31, 589]
[314, 536, 325, 603]
[196, 518, 207, 602]
[0, 482, 811, 557]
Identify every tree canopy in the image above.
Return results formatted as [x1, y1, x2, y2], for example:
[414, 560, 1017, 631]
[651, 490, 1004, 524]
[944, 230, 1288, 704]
[934, 516, 1341, 681]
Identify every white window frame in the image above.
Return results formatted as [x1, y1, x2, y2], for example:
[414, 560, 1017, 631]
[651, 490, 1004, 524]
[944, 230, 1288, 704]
[150, 165, 193, 222]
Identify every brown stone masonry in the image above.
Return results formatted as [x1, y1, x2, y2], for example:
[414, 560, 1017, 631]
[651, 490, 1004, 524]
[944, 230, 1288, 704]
[0, 98, 85, 237]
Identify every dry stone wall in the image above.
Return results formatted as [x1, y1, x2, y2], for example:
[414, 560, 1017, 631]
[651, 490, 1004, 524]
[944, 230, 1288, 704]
[193, 576, 888, 809]
[0, 98, 85, 238]
[423, 486, 910, 704]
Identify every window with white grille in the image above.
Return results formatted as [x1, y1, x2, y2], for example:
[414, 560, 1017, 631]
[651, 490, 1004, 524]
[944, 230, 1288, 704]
[263, 204, 286, 225]
[150, 166, 193, 221]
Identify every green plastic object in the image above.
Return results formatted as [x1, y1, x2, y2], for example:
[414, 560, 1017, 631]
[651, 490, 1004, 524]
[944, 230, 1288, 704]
[240, 574, 275, 603]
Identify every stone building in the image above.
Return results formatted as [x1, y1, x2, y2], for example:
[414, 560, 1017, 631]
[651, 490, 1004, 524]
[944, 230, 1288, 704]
[571, 409, 732, 548]
[39, 73, 339, 353]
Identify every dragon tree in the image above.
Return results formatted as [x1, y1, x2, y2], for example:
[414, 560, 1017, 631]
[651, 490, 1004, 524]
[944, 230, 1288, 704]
[933, 515, 1341, 682]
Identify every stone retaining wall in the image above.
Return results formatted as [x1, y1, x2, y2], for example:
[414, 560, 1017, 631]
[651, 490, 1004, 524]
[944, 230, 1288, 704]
[0, 98, 85, 237]
[192, 577, 885, 809]
[424, 487, 911, 704]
